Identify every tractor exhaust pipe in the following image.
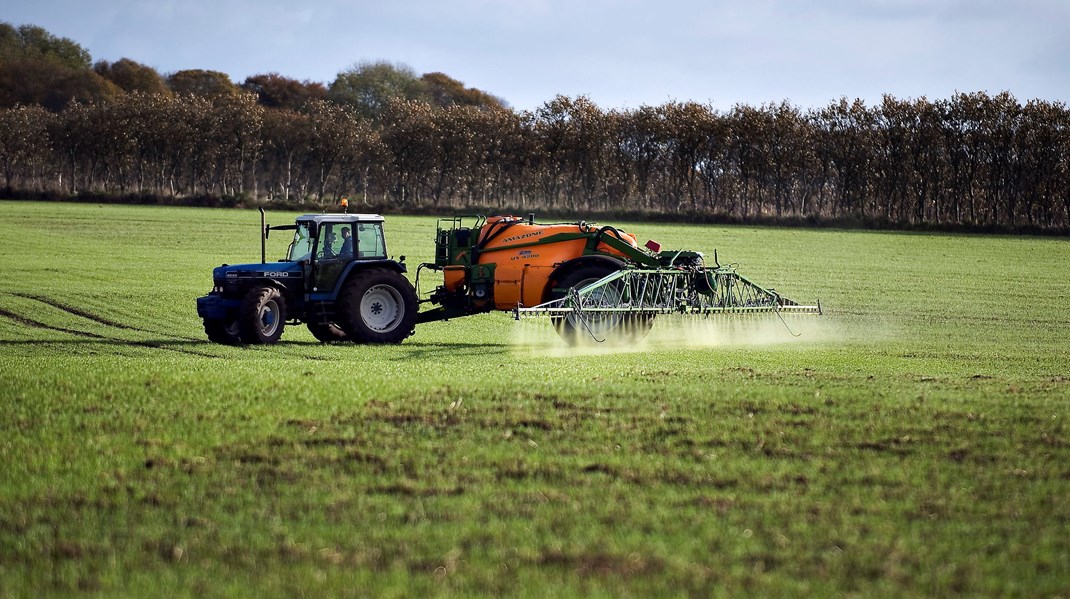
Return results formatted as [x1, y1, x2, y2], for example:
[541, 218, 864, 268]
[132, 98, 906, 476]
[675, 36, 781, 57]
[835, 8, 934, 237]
[259, 207, 267, 264]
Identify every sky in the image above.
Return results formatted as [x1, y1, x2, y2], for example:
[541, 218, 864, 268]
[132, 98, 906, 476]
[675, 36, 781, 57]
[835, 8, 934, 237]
[4, 0, 1069, 112]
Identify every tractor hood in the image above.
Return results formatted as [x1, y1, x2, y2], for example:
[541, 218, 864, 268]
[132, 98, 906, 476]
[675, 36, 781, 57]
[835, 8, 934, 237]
[213, 261, 303, 283]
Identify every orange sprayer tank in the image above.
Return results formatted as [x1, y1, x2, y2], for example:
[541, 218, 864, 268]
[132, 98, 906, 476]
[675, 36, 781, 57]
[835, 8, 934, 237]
[461, 216, 642, 310]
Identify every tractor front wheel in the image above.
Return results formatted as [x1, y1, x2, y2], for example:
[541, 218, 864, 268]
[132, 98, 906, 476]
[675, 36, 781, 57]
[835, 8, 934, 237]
[338, 269, 418, 344]
[238, 286, 287, 344]
[203, 318, 241, 345]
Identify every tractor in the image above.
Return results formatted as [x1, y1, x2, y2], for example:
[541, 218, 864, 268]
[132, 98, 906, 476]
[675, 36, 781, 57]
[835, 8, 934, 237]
[197, 209, 819, 346]
[196, 209, 418, 345]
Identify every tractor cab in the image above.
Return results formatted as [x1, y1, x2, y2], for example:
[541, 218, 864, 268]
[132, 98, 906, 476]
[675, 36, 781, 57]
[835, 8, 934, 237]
[281, 214, 389, 296]
[285, 214, 388, 263]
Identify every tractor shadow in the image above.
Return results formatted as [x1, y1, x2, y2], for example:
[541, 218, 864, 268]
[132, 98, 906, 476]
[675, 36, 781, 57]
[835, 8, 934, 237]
[0, 338, 223, 358]
[392, 341, 510, 359]
[0, 338, 511, 360]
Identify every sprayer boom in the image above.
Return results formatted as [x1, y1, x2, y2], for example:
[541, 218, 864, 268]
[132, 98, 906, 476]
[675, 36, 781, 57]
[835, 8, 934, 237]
[515, 266, 820, 321]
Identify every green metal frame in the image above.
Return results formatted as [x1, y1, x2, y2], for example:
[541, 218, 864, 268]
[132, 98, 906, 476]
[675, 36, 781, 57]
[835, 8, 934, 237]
[515, 266, 822, 319]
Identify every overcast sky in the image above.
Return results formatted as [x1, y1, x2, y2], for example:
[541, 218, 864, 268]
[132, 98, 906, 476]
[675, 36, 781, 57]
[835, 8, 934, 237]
[5, 0, 1068, 111]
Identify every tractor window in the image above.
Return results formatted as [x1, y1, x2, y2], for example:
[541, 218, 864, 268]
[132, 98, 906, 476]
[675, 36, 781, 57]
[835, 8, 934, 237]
[287, 223, 313, 261]
[317, 224, 343, 260]
[356, 222, 386, 259]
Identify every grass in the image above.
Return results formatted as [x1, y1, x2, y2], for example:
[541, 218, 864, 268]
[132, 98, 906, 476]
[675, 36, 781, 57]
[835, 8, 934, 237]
[0, 200, 1068, 597]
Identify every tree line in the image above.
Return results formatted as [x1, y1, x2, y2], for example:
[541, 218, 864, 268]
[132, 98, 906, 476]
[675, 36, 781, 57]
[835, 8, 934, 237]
[1, 21, 1068, 232]
[3, 91, 1068, 231]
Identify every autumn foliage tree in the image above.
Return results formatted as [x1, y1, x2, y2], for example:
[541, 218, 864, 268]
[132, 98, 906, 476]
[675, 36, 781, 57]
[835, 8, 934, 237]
[421, 72, 506, 110]
[166, 69, 241, 98]
[328, 61, 427, 121]
[94, 59, 171, 96]
[0, 23, 90, 69]
[0, 104, 52, 191]
[241, 73, 326, 110]
[0, 23, 117, 110]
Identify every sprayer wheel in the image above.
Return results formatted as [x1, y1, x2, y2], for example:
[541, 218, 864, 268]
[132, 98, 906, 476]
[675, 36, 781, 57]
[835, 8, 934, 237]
[548, 264, 652, 346]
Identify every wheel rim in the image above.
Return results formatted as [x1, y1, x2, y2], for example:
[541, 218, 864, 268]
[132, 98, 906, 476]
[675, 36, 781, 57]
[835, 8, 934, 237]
[258, 299, 280, 337]
[566, 277, 623, 336]
[361, 284, 404, 333]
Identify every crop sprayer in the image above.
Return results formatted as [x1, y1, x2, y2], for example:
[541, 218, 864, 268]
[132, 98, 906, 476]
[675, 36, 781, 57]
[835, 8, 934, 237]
[196, 207, 821, 346]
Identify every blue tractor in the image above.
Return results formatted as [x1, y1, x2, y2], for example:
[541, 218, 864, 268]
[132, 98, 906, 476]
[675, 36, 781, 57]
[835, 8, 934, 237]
[196, 209, 418, 345]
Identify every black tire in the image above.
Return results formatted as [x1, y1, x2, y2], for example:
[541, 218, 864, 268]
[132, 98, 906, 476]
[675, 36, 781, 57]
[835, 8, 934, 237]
[238, 286, 287, 344]
[204, 317, 241, 345]
[337, 268, 418, 344]
[307, 321, 348, 343]
[549, 264, 655, 347]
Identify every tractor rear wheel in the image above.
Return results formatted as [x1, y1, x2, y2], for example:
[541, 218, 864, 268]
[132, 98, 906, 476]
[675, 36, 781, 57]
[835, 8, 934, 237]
[337, 269, 418, 344]
[238, 286, 287, 344]
[307, 322, 348, 343]
[549, 264, 654, 346]
[204, 318, 241, 345]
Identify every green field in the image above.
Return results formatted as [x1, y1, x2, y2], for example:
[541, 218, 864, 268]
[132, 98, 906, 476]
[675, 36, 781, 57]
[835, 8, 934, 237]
[1, 201, 1068, 597]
